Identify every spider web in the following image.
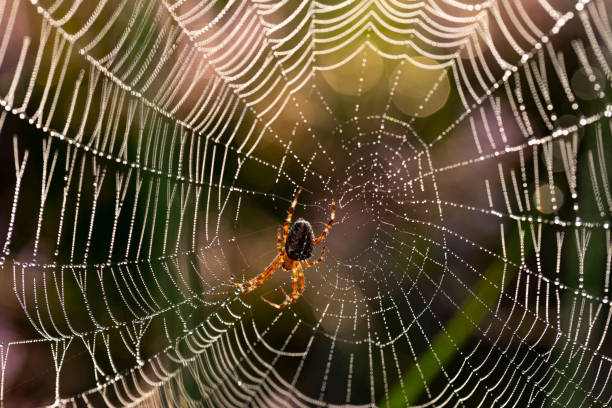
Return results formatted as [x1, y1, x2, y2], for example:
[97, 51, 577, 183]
[0, 0, 611, 406]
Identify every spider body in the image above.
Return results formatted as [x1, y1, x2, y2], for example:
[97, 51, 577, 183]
[284, 218, 314, 261]
[231, 188, 335, 309]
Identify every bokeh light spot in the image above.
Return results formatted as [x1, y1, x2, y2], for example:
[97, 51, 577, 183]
[534, 183, 564, 214]
[321, 46, 384, 96]
[390, 56, 451, 117]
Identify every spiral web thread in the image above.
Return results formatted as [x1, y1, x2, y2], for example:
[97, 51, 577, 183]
[0, 0, 612, 406]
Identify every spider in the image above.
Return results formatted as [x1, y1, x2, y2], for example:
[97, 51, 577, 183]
[231, 188, 335, 309]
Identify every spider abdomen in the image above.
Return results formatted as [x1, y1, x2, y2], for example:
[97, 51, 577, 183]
[285, 218, 315, 260]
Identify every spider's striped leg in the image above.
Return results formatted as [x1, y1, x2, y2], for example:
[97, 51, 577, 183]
[283, 263, 305, 303]
[261, 264, 298, 309]
[233, 228, 284, 292]
[260, 295, 290, 309]
[231, 255, 281, 294]
[302, 247, 326, 268]
[288, 263, 299, 300]
[313, 199, 335, 244]
[282, 188, 302, 244]
[276, 226, 283, 254]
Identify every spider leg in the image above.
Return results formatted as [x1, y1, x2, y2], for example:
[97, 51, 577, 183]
[231, 255, 281, 294]
[288, 263, 299, 300]
[276, 226, 283, 254]
[313, 199, 335, 244]
[302, 247, 326, 268]
[260, 264, 299, 309]
[234, 227, 282, 291]
[282, 188, 303, 244]
[260, 295, 289, 309]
